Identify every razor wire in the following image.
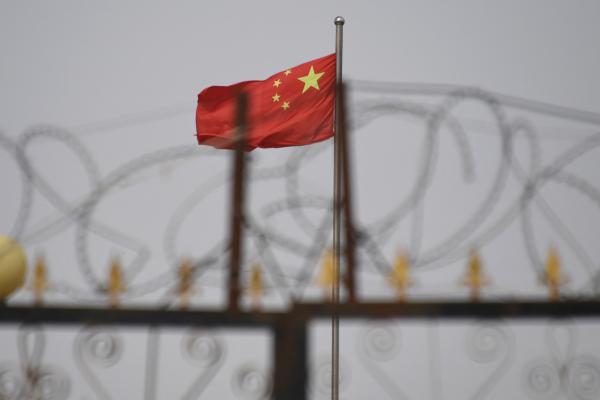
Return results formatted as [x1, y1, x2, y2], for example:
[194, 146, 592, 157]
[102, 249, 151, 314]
[2, 83, 600, 304]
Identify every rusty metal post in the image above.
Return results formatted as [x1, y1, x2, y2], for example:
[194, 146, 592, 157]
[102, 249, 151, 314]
[339, 84, 357, 303]
[228, 92, 248, 312]
[272, 314, 308, 400]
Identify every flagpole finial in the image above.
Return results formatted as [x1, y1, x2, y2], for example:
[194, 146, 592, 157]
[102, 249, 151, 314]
[334, 16, 345, 25]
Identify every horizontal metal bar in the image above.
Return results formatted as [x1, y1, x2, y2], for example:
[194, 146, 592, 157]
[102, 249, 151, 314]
[293, 300, 600, 320]
[0, 305, 282, 327]
[2, 300, 600, 327]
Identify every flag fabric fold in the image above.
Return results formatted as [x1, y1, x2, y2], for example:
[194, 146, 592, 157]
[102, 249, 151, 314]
[196, 53, 336, 150]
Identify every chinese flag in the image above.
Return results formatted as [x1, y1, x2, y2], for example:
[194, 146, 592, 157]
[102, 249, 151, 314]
[196, 53, 336, 150]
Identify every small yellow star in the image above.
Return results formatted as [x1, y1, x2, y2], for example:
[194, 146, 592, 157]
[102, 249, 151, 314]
[272, 93, 280, 102]
[281, 101, 290, 110]
[273, 79, 282, 88]
[284, 69, 292, 76]
[298, 66, 324, 94]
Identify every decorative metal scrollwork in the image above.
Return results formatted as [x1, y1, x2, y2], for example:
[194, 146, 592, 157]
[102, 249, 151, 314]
[181, 330, 224, 368]
[311, 355, 351, 398]
[357, 322, 407, 399]
[0, 326, 70, 400]
[464, 322, 513, 400]
[231, 363, 270, 399]
[362, 324, 400, 362]
[180, 330, 226, 399]
[77, 328, 123, 368]
[0, 364, 22, 400]
[74, 326, 123, 399]
[465, 323, 510, 364]
[523, 322, 600, 400]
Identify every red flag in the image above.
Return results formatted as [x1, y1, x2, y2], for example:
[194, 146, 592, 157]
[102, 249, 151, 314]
[196, 53, 336, 150]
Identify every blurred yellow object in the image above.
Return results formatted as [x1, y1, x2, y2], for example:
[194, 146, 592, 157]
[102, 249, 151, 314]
[462, 248, 490, 301]
[31, 255, 49, 305]
[0, 235, 27, 300]
[248, 262, 264, 310]
[544, 247, 568, 301]
[388, 250, 413, 302]
[177, 258, 195, 309]
[316, 248, 337, 299]
[107, 256, 125, 308]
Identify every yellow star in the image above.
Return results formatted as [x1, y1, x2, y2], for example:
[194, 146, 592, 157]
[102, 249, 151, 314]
[272, 93, 280, 102]
[284, 69, 292, 76]
[281, 101, 290, 110]
[298, 66, 324, 94]
[273, 79, 282, 88]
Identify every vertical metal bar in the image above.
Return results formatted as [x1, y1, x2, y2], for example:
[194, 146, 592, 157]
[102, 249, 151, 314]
[272, 316, 308, 400]
[228, 93, 248, 312]
[144, 327, 160, 400]
[332, 15, 344, 400]
[339, 84, 357, 303]
[428, 320, 443, 400]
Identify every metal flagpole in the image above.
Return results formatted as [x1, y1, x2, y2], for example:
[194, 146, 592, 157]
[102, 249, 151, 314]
[332, 15, 344, 400]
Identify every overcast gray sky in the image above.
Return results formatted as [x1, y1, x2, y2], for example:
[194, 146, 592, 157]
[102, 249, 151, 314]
[2, 1, 600, 135]
[2, 2, 600, 399]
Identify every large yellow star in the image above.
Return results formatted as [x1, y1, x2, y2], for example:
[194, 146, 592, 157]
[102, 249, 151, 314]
[298, 66, 324, 94]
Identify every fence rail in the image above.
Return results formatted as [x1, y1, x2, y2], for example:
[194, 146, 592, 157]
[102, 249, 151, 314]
[2, 301, 599, 399]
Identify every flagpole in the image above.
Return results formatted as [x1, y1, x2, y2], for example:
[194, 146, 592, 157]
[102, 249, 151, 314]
[332, 15, 344, 400]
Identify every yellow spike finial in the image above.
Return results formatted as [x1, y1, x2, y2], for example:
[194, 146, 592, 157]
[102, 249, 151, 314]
[462, 248, 490, 302]
[248, 262, 264, 311]
[544, 247, 567, 301]
[316, 248, 337, 300]
[107, 256, 125, 308]
[388, 250, 413, 302]
[31, 255, 49, 306]
[177, 258, 195, 310]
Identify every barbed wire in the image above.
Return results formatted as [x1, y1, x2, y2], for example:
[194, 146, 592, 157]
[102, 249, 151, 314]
[2, 83, 600, 303]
